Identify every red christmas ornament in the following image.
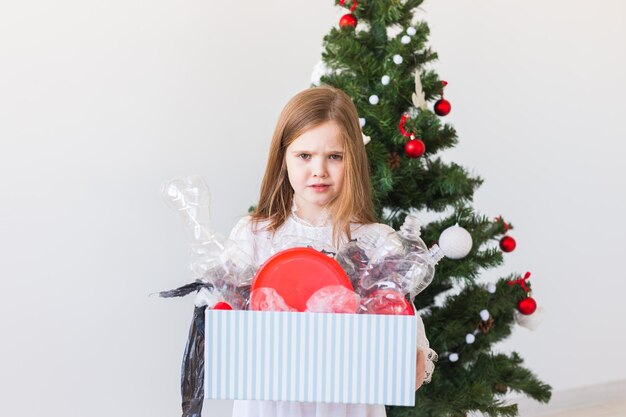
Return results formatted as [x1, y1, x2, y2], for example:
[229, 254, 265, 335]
[500, 235, 517, 252]
[339, 0, 358, 12]
[405, 138, 425, 158]
[398, 113, 414, 138]
[434, 99, 451, 116]
[434, 80, 451, 116]
[517, 297, 537, 315]
[339, 13, 357, 28]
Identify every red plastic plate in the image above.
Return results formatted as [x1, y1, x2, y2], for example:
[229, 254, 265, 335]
[251, 247, 353, 312]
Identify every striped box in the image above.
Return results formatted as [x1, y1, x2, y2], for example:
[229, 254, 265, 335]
[204, 310, 417, 406]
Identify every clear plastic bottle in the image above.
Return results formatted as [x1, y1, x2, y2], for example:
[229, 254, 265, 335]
[161, 175, 256, 309]
[397, 213, 444, 299]
[334, 229, 379, 290]
[360, 213, 444, 301]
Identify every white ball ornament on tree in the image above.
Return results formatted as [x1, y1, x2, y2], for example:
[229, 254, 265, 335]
[393, 54, 403, 65]
[401, 35, 411, 44]
[486, 282, 497, 294]
[359, 117, 366, 128]
[449, 353, 459, 362]
[465, 333, 476, 344]
[407, 27, 417, 36]
[381, 75, 390, 85]
[479, 309, 490, 321]
[438, 224, 473, 259]
[310, 61, 332, 86]
[369, 95, 379, 105]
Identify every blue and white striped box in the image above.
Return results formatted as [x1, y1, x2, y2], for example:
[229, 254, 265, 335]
[204, 310, 417, 406]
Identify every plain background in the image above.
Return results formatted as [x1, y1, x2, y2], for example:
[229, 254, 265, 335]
[1, 0, 625, 415]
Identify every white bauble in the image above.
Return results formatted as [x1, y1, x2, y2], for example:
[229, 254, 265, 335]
[486, 282, 497, 294]
[438, 224, 473, 259]
[310, 61, 332, 86]
[381, 75, 390, 85]
[465, 333, 476, 344]
[479, 309, 490, 321]
[393, 54, 403, 65]
[407, 27, 417, 36]
[449, 353, 459, 362]
[359, 117, 366, 128]
[369, 95, 379, 105]
[401, 35, 411, 44]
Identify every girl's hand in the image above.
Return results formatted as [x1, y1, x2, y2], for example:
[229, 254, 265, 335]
[415, 348, 426, 390]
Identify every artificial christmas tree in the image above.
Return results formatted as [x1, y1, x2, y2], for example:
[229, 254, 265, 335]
[309, 1, 552, 415]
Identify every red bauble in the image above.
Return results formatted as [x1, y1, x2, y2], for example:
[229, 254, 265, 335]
[404, 138, 425, 158]
[500, 235, 517, 252]
[517, 297, 537, 315]
[213, 302, 233, 310]
[339, 13, 357, 28]
[434, 98, 451, 116]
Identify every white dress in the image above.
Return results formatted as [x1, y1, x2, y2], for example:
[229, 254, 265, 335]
[205, 213, 435, 417]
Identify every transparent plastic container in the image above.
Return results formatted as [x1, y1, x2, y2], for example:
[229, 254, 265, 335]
[161, 175, 255, 309]
[360, 213, 444, 302]
[334, 229, 379, 290]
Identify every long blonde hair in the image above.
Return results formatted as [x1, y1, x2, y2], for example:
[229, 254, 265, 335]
[251, 86, 377, 245]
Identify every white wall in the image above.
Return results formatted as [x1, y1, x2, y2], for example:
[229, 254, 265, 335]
[1, 1, 624, 416]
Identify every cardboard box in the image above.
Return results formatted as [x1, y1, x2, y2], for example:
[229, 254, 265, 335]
[204, 310, 417, 406]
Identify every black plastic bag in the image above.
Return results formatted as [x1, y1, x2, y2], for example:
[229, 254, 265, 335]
[181, 305, 206, 417]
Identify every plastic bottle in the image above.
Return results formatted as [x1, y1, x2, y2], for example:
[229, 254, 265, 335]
[397, 213, 444, 299]
[334, 228, 379, 290]
[360, 213, 444, 301]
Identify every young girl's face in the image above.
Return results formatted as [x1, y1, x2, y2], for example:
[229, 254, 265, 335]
[285, 121, 345, 221]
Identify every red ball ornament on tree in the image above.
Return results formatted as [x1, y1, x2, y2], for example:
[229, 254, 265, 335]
[517, 297, 537, 315]
[500, 235, 517, 252]
[434, 98, 451, 116]
[405, 138, 425, 158]
[339, 13, 357, 28]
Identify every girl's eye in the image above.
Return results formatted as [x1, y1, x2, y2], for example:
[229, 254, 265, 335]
[298, 153, 311, 160]
[329, 154, 343, 161]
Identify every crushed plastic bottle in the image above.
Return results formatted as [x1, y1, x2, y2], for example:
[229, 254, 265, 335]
[334, 228, 379, 290]
[360, 213, 444, 302]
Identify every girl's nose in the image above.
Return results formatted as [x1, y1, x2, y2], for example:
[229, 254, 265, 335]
[312, 159, 328, 178]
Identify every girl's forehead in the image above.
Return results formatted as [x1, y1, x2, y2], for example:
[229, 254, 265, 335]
[288, 121, 344, 150]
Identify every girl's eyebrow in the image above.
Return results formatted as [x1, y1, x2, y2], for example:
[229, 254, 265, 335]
[289, 150, 344, 154]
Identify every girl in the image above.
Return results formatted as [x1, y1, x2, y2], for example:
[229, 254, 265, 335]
[227, 86, 435, 417]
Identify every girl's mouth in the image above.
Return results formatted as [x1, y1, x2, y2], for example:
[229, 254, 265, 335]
[309, 184, 330, 191]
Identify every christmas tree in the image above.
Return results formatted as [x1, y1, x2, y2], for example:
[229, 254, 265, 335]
[311, 1, 553, 416]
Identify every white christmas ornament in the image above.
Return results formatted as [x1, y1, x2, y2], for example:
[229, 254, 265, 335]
[438, 224, 473, 259]
[486, 283, 497, 294]
[449, 353, 459, 362]
[465, 333, 476, 344]
[412, 69, 427, 110]
[515, 306, 545, 330]
[401, 35, 411, 44]
[381, 75, 391, 85]
[407, 27, 417, 36]
[393, 54, 403, 65]
[359, 117, 366, 128]
[479, 309, 490, 321]
[310, 61, 332, 86]
[362, 133, 371, 145]
[369, 95, 379, 105]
